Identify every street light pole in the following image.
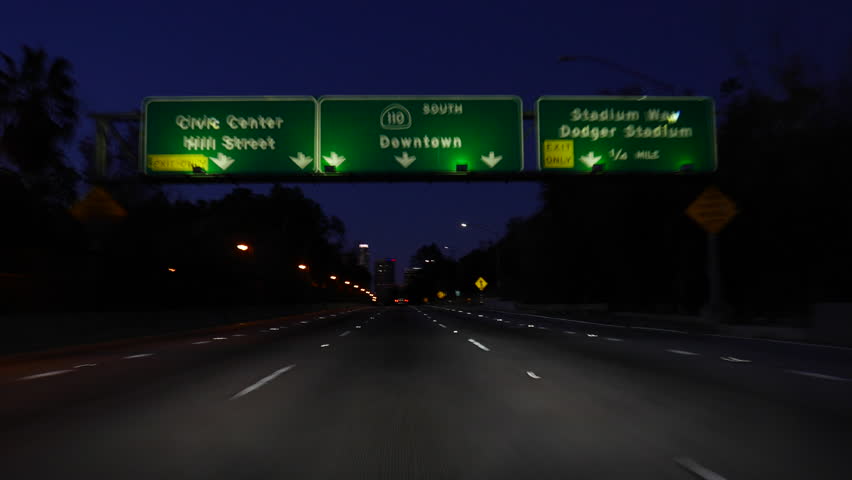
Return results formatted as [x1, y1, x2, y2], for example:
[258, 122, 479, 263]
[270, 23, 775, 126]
[558, 55, 679, 95]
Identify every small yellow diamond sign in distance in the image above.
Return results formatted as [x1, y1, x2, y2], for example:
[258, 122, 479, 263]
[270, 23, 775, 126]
[686, 185, 738, 234]
[69, 187, 128, 223]
[475, 277, 488, 291]
[437, 291, 447, 299]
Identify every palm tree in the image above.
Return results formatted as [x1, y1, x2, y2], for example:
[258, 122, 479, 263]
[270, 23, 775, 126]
[0, 45, 79, 203]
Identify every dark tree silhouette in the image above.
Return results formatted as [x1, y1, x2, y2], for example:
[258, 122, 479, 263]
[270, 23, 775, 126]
[0, 45, 79, 205]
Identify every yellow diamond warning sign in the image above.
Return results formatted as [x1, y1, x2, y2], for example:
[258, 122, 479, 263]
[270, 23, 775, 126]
[437, 291, 447, 299]
[475, 277, 488, 291]
[542, 140, 574, 168]
[69, 187, 128, 223]
[686, 186, 737, 234]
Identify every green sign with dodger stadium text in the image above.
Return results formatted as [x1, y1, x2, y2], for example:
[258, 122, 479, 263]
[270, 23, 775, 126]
[143, 97, 317, 175]
[536, 96, 716, 173]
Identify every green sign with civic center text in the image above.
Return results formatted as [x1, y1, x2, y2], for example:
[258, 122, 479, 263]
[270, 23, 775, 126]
[536, 96, 716, 173]
[318, 96, 523, 174]
[142, 97, 317, 175]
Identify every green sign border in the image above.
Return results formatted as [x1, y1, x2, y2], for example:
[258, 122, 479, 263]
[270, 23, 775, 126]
[141, 95, 318, 174]
[535, 95, 717, 173]
[317, 95, 524, 174]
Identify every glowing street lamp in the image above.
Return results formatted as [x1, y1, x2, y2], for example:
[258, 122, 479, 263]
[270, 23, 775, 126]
[236, 244, 249, 251]
[353, 284, 359, 288]
[344, 280, 351, 285]
[297, 264, 308, 270]
[167, 268, 176, 272]
[329, 275, 337, 280]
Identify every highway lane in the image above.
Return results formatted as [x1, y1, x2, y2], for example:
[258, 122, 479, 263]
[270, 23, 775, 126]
[1, 305, 850, 479]
[435, 305, 852, 383]
[429, 306, 852, 418]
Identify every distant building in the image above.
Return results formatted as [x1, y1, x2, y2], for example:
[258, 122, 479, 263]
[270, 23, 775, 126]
[404, 266, 423, 287]
[374, 258, 396, 300]
[357, 243, 371, 267]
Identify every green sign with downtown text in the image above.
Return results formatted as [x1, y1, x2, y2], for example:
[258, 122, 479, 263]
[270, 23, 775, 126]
[143, 97, 317, 175]
[536, 96, 716, 173]
[318, 96, 523, 174]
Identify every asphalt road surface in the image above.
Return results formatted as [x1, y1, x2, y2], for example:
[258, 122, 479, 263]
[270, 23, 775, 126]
[2, 305, 851, 479]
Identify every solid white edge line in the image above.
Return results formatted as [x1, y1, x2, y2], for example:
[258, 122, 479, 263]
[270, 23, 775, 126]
[339, 330, 351, 337]
[632, 326, 687, 334]
[526, 371, 541, 380]
[73, 363, 97, 368]
[704, 333, 852, 351]
[192, 341, 211, 345]
[487, 309, 624, 328]
[230, 365, 295, 400]
[786, 370, 851, 382]
[674, 457, 727, 480]
[468, 338, 490, 352]
[18, 370, 73, 381]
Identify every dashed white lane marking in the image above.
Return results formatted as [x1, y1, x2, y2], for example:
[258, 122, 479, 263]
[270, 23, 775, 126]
[674, 457, 727, 480]
[438, 323, 447, 328]
[564, 330, 576, 335]
[356, 325, 362, 329]
[605, 337, 623, 342]
[193, 341, 212, 345]
[230, 365, 295, 400]
[667, 349, 700, 356]
[321, 344, 330, 348]
[586, 333, 598, 338]
[213, 337, 227, 340]
[339, 330, 351, 337]
[477, 314, 484, 317]
[233, 334, 246, 337]
[73, 363, 97, 368]
[269, 327, 279, 331]
[468, 339, 490, 352]
[786, 370, 852, 382]
[527, 324, 535, 328]
[526, 371, 541, 380]
[123, 353, 154, 359]
[453, 330, 458, 334]
[720, 356, 751, 363]
[19, 370, 73, 381]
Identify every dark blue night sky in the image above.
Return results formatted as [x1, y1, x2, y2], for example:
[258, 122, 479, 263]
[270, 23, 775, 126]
[3, 0, 849, 273]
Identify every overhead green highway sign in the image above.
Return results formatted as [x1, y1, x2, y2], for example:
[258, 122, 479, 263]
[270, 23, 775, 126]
[142, 97, 317, 175]
[318, 96, 523, 174]
[536, 96, 716, 173]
